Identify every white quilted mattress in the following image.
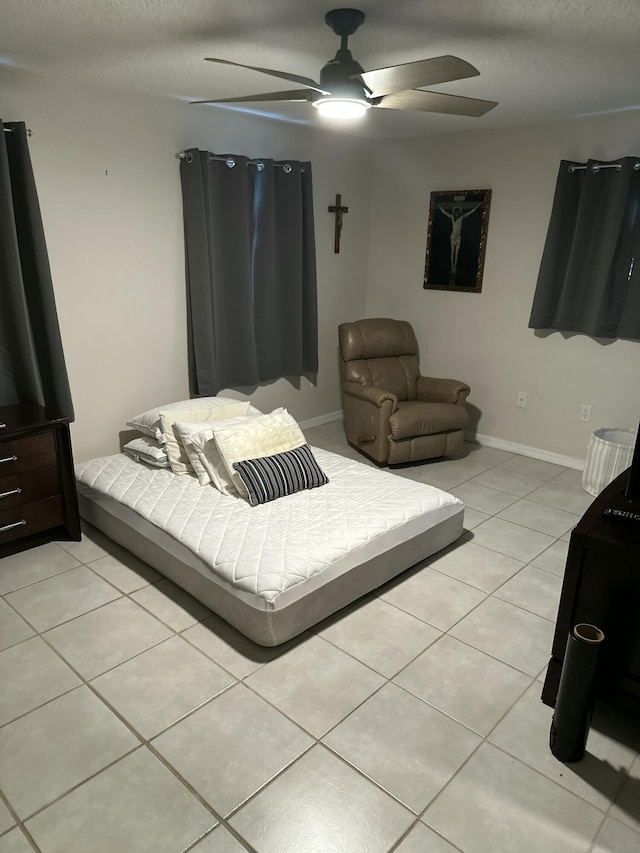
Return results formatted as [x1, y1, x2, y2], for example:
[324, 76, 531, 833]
[77, 447, 462, 601]
[76, 448, 464, 644]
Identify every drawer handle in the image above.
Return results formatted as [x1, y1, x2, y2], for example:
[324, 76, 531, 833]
[0, 519, 26, 533]
[0, 423, 6, 429]
[0, 488, 22, 500]
[0, 455, 17, 465]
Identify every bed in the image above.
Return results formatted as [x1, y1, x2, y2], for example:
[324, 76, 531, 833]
[76, 446, 463, 646]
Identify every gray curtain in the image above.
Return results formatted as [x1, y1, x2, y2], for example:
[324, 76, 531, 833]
[180, 150, 318, 396]
[529, 157, 640, 340]
[0, 121, 74, 419]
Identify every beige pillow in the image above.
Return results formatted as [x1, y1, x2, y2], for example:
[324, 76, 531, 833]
[189, 409, 284, 495]
[205, 410, 306, 497]
[159, 403, 250, 475]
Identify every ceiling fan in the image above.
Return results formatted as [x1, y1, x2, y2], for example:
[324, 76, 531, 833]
[192, 7, 497, 120]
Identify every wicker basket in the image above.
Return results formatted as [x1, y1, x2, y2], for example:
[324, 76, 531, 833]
[582, 427, 637, 496]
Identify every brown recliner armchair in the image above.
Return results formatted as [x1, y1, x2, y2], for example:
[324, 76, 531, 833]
[339, 318, 470, 466]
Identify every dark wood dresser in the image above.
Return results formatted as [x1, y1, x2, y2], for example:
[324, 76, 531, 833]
[0, 404, 81, 557]
[542, 468, 640, 715]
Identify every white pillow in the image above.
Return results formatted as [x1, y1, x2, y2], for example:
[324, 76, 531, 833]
[173, 420, 223, 485]
[192, 409, 305, 497]
[159, 403, 251, 475]
[122, 436, 170, 469]
[188, 415, 261, 494]
[127, 396, 261, 442]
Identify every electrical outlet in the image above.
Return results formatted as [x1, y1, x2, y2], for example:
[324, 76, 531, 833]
[516, 391, 527, 408]
[579, 404, 592, 423]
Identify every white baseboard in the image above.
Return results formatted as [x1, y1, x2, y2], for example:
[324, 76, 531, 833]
[299, 410, 343, 430]
[467, 431, 585, 470]
[298, 414, 585, 469]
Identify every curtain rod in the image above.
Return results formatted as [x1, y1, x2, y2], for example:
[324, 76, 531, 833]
[178, 151, 302, 173]
[3, 127, 33, 136]
[568, 160, 640, 173]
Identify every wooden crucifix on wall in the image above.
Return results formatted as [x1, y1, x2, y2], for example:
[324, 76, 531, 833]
[328, 194, 348, 253]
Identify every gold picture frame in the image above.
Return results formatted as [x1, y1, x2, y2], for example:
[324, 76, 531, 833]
[423, 189, 491, 293]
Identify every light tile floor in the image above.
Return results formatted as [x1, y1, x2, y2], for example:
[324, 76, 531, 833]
[0, 421, 639, 852]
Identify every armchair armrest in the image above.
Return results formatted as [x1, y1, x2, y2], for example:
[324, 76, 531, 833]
[342, 382, 398, 413]
[416, 377, 470, 406]
[341, 381, 397, 464]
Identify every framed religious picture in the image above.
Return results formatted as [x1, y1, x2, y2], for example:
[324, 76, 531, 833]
[423, 189, 491, 293]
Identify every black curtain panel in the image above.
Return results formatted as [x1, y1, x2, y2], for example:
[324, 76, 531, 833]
[180, 150, 318, 396]
[0, 121, 74, 419]
[529, 157, 640, 340]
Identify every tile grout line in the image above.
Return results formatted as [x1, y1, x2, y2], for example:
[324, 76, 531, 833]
[0, 558, 84, 596]
[0, 609, 236, 837]
[181, 824, 257, 853]
[308, 433, 622, 844]
[224, 613, 590, 835]
[15, 745, 144, 825]
[0, 436, 623, 851]
[19, 599, 344, 847]
[1, 822, 42, 853]
[8, 627, 242, 846]
[2, 561, 126, 635]
[207, 638, 446, 827]
[3, 558, 347, 848]
[0, 584, 193, 731]
[387, 817, 466, 853]
[0, 787, 38, 851]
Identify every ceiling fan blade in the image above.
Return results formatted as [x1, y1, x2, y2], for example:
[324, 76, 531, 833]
[191, 89, 313, 105]
[361, 56, 479, 99]
[375, 89, 498, 117]
[204, 58, 328, 95]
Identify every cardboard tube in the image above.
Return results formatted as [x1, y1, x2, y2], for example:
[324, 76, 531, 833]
[550, 623, 605, 762]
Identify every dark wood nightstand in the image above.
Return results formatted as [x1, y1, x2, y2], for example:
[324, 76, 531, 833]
[0, 404, 81, 557]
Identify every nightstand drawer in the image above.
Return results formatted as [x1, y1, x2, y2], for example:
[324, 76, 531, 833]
[0, 405, 80, 556]
[0, 496, 64, 543]
[0, 465, 61, 509]
[0, 432, 57, 475]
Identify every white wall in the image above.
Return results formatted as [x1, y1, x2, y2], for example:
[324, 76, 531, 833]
[366, 111, 640, 463]
[1, 69, 373, 461]
[4, 66, 638, 466]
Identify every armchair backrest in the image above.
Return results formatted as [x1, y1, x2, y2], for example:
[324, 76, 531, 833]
[338, 318, 420, 401]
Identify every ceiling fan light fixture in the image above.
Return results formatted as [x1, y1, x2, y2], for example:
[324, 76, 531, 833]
[312, 97, 370, 119]
[199, 9, 497, 121]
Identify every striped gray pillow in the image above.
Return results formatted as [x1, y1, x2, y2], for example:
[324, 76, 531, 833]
[233, 444, 329, 506]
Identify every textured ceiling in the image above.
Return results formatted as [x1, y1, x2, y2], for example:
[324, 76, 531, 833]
[2, 0, 639, 139]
